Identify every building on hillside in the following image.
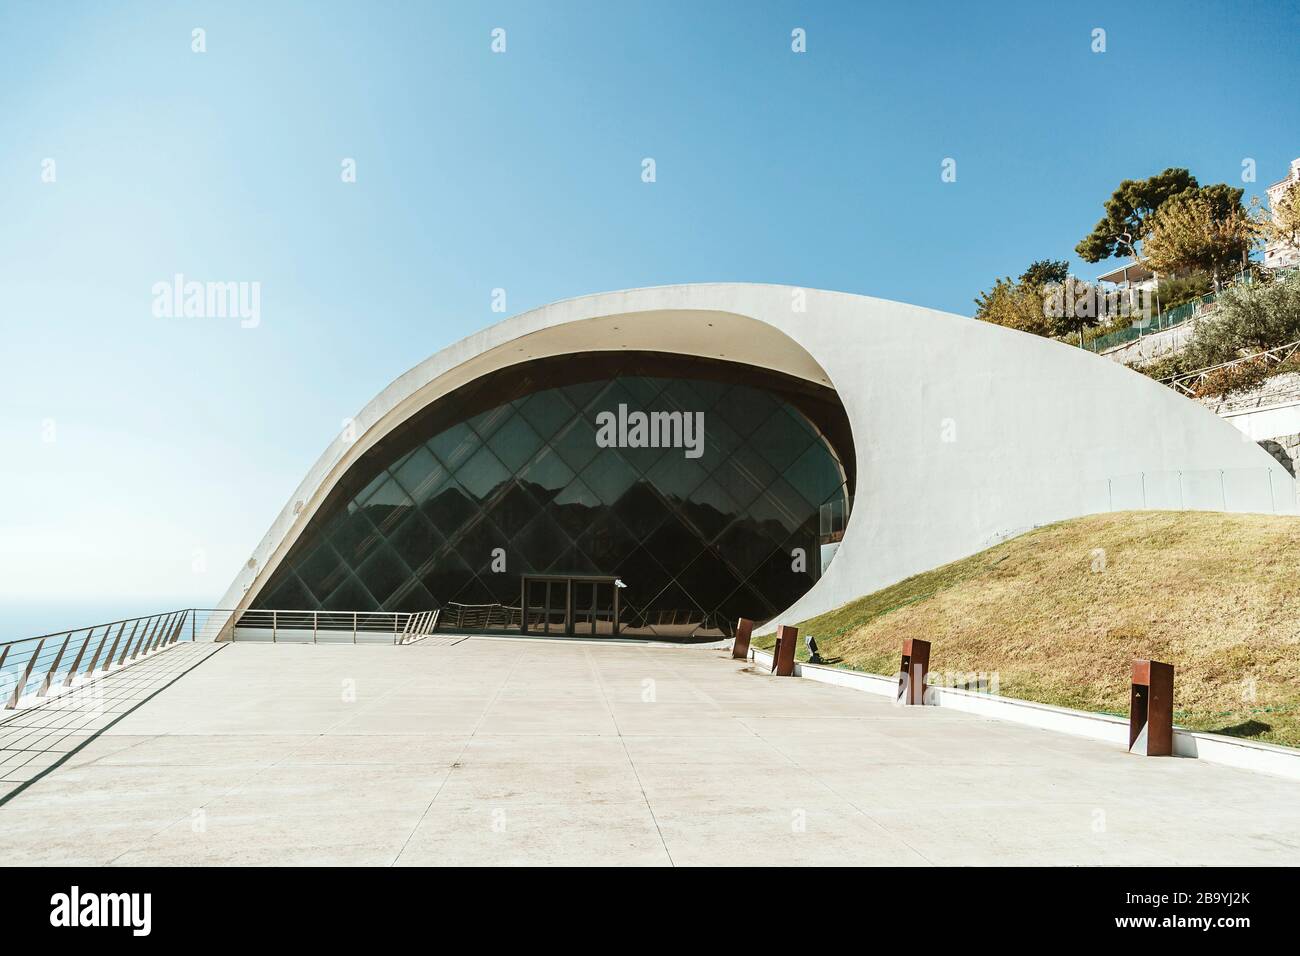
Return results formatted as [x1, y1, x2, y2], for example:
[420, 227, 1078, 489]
[1095, 259, 1157, 296]
[1265, 157, 1300, 271]
[215, 285, 1294, 642]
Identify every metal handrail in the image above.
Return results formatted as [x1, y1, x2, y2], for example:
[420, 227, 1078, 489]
[396, 609, 439, 645]
[2, 606, 444, 712]
[1, 608, 199, 712]
[438, 602, 522, 631]
[1161, 338, 1300, 396]
[226, 609, 439, 644]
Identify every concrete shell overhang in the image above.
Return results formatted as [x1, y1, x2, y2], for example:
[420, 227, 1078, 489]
[216, 283, 1292, 635]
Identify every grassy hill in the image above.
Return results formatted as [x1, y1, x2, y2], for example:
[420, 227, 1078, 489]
[755, 511, 1300, 748]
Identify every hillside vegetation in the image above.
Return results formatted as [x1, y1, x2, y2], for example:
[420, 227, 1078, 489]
[756, 511, 1300, 748]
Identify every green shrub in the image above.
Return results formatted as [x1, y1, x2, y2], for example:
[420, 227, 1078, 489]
[1184, 275, 1300, 368]
[1137, 352, 1192, 380]
[1156, 272, 1213, 310]
[1191, 357, 1269, 398]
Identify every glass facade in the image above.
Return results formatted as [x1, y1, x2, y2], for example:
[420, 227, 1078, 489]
[252, 353, 853, 639]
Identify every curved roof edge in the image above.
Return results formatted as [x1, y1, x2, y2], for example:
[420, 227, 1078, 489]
[215, 283, 1293, 636]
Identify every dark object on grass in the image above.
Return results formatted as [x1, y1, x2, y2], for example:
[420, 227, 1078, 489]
[805, 635, 823, 665]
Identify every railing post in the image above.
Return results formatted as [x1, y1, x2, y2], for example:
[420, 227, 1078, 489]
[6, 639, 44, 709]
[104, 620, 133, 672]
[272, 609, 277, 643]
[353, 611, 358, 644]
[313, 611, 318, 644]
[38, 632, 73, 697]
[63, 628, 95, 687]
[146, 613, 169, 654]
[159, 612, 182, 649]
[191, 610, 196, 642]
[146, 612, 174, 654]
[126, 615, 156, 663]
[155, 611, 177, 650]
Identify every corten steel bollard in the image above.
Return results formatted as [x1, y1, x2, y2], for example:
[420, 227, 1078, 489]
[1129, 659, 1174, 756]
[773, 625, 798, 676]
[731, 618, 754, 660]
[897, 638, 930, 705]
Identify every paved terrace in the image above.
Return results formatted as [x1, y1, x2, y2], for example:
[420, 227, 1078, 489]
[2, 638, 1298, 866]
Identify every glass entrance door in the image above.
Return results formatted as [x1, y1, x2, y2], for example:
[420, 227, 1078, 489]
[522, 575, 618, 637]
[573, 579, 617, 636]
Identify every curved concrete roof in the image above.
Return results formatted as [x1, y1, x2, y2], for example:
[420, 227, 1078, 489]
[217, 283, 1293, 633]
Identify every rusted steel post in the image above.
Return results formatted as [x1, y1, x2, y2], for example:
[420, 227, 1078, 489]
[898, 638, 931, 705]
[1129, 659, 1175, 756]
[773, 625, 799, 676]
[731, 618, 754, 660]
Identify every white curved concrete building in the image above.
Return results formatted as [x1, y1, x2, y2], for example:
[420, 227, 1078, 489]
[218, 284, 1294, 639]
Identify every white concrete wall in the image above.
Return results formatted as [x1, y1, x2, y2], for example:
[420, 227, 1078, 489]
[1223, 400, 1300, 442]
[217, 284, 1293, 636]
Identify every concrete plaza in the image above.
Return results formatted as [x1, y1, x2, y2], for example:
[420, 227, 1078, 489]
[2, 637, 1297, 866]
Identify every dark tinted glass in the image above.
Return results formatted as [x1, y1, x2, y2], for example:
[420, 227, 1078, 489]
[252, 354, 852, 639]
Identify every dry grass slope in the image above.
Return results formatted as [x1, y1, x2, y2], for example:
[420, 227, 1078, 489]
[757, 511, 1300, 748]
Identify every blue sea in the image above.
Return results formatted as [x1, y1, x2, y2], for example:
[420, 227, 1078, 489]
[1, 598, 218, 696]
[1, 598, 217, 645]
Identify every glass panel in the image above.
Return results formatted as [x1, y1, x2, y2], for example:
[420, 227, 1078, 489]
[579, 451, 640, 507]
[680, 477, 739, 544]
[515, 510, 571, 573]
[550, 416, 601, 474]
[712, 384, 779, 438]
[356, 544, 413, 606]
[387, 510, 445, 576]
[361, 475, 414, 534]
[486, 413, 544, 473]
[455, 445, 511, 503]
[753, 405, 817, 473]
[296, 541, 350, 604]
[428, 422, 480, 471]
[610, 481, 670, 540]
[252, 357, 852, 638]
[321, 573, 378, 612]
[516, 389, 578, 437]
[466, 404, 513, 442]
[392, 446, 448, 506]
[518, 446, 576, 500]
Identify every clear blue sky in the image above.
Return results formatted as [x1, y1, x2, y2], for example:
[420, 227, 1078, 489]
[1, 1, 1297, 632]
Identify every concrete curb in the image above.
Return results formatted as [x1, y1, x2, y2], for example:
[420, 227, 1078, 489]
[748, 647, 1300, 781]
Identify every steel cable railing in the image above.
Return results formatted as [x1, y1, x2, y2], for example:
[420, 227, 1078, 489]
[1, 606, 444, 712]
[0, 608, 194, 711]
[226, 609, 439, 644]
